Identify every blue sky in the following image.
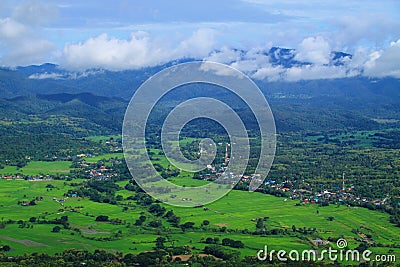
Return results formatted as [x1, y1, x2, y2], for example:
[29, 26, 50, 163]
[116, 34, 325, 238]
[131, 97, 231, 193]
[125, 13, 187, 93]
[0, 0, 399, 80]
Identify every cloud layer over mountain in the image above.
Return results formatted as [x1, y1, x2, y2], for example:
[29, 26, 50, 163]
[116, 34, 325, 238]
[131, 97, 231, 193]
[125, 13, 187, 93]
[0, 0, 399, 81]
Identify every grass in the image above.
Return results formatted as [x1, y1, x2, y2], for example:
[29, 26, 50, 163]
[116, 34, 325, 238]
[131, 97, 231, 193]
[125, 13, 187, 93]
[306, 128, 400, 149]
[86, 135, 121, 142]
[0, 161, 72, 176]
[83, 153, 124, 162]
[1, 178, 400, 262]
[1, 139, 399, 263]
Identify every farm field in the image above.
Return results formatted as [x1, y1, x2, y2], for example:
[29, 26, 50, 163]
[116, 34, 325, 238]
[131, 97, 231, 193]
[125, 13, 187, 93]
[1, 178, 399, 262]
[83, 153, 124, 162]
[1, 132, 400, 265]
[0, 161, 73, 176]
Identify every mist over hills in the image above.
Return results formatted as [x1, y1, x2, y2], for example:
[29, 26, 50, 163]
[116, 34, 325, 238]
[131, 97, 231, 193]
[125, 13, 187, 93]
[0, 47, 399, 134]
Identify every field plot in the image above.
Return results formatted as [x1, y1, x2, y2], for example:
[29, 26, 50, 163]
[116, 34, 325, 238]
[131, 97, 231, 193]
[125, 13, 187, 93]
[0, 161, 72, 176]
[1, 178, 399, 262]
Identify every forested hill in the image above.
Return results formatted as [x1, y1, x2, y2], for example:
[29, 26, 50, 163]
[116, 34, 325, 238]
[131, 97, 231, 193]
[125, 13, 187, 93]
[1, 62, 400, 102]
[0, 90, 397, 135]
[0, 58, 400, 133]
[0, 93, 127, 135]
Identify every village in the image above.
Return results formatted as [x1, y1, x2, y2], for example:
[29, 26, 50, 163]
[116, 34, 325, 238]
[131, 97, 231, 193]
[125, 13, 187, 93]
[0, 140, 394, 212]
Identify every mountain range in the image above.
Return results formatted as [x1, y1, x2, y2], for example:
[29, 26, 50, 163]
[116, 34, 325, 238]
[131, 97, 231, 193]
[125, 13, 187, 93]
[0, 47, 399, 134]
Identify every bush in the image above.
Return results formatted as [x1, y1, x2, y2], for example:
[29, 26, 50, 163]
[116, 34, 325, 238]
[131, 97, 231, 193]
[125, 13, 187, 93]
[148, 204, 166, 216]
[180, 222, 195, 231]
[204, 245, 239, 260]
[202, 220, 210, 226]
[222, 238, 244, 248]
[0, 245, 11, 252]
[148, 220, 162, 228]
[52, 226, 61, 233]
[95, 215, 109, 222]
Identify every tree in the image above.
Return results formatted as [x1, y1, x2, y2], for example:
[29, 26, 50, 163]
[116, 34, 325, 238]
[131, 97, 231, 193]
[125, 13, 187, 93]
[0, 245, 11, 252]
[29, 217, 37, 223]
[256, 218, 263, 229]
[222, 238, 244, 248]
[202, 220, 210, 226]
[148, 204, 166, 216]
[222, 238, 232, 246]
[233, 240, 244, 248]
[164, 210, 174, 219]
[135, 215, 146, 226]
[52, 226, 61, 233]
[167, 215, 180, 226]
[205, 237, 215, 244]
[148, 220, 162, 228]
[155, 237, 166, 249]
[180, 222, 195, 231]
[95, 215, 109, 222]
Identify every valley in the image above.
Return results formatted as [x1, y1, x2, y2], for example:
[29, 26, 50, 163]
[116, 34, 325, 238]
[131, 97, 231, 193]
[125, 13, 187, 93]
[0, 63, 400, 266]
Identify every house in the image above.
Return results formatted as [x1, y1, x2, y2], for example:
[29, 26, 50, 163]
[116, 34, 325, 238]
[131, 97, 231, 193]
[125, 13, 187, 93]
[313, 238, 329, 246]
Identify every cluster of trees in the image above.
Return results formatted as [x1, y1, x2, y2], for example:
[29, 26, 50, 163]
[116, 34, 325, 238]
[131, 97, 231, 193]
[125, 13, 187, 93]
[0, 216, 70, 232]
[0, 133, 107, 168]
[203, 245, 240, 261]
[164, 210, 181, 226]
[390, 212, 400, 227]
[221, 238, 244, 248]
[95, 215, 109, 222]
[0, 245, 10, 252]
[372, 130, 400, 149]
[204, 237, 220, 244]
[66, 180, 122, 204]
[134, 215, 146, 226]
[291, 225, 317, 235]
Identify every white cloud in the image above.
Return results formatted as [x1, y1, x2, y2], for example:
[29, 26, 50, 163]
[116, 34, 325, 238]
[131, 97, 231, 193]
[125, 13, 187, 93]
[330, 15, 400, 50]
[62, 29, 217, 70]
[0, 1, 398, 82]
[202, 36, 400, 81]
[206, 46, 271, 74]
[199, 61, 243, 78]
[28, 69, 104, 80]
[0, 18, 26, 39]
[29, 72, 64, 80]
[363, 39, 400, 78]
[252, 65, 284, 81]
[284, 65, 354, 81]
[12, 0, 58, 26]
[250, 63, 358, 82]
[241, 0, 400, 51]
[176, 28, 217, 59]
[294, 36, 331, 65]
[204, 46, 242, 64]
[0, 1, 57, 66]
[5, 39, 55, 65]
